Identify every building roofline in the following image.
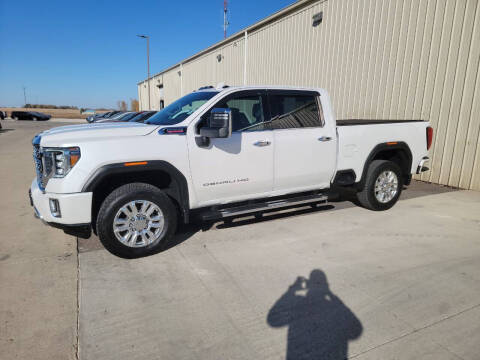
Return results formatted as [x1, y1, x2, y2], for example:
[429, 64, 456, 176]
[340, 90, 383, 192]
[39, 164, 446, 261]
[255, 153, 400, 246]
[137, 0, 321, 85]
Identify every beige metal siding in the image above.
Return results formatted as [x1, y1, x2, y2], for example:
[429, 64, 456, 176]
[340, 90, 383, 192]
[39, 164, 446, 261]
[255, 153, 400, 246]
[138, 0, 480, 190]
[182, 38, 245, 94]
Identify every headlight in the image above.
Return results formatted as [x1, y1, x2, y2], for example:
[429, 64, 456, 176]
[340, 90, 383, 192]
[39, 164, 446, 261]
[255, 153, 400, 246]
[43, 147, 81, 178]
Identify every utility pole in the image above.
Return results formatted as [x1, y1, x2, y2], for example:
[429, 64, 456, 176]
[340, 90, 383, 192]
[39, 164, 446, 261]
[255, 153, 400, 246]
[137, 34, 151, 110]
[23, 86, 27, 106]
[223, 0, 229, 39]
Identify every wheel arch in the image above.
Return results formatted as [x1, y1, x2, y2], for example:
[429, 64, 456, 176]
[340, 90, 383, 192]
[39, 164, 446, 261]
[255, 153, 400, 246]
[82, 160, 190, 230]
[356, 142, 412, 189]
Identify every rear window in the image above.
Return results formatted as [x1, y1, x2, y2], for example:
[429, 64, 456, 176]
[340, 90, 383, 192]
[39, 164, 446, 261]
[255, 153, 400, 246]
[268, 93, 323, 129]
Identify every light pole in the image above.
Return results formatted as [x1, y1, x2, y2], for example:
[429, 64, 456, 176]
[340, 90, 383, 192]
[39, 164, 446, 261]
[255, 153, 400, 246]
[23, 86, 27, 106]
[137, 34, 150, 110]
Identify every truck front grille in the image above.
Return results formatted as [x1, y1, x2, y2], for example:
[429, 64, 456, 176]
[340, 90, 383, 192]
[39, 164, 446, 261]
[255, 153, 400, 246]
[32, 135, 47, 191]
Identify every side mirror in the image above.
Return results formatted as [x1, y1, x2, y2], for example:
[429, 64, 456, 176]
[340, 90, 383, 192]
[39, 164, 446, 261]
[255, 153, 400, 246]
[200, 108, 232, 138]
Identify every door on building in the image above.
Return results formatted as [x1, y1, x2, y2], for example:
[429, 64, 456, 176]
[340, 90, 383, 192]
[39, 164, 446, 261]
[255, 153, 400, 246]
[267, 90, 337, 194]
[188, 90, 274, 206]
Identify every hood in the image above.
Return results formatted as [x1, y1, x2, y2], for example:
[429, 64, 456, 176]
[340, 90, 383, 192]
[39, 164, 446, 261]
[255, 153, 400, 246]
[37, 122, 159, 147]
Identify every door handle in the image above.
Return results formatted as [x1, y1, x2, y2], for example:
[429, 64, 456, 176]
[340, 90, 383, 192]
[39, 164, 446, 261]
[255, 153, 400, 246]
[254, 140, 271, 147]
[318, 136, 332, 142]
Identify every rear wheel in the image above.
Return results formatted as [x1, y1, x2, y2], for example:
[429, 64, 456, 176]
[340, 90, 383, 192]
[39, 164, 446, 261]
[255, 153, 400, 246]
[96, 183, 177, 258]
[13, 116, 18, 120]
[356, 160, 403, 211]
[32, 117, 38, 121]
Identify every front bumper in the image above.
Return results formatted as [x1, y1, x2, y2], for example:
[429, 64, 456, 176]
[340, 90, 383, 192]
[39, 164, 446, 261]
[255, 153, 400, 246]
[29, 179, 93, 238]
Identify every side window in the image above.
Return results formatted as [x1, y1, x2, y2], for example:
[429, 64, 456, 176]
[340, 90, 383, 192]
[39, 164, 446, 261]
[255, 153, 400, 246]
[268, 94, 322, 129]
[221, 94, 265, 132]
[200, 93, 265, 132]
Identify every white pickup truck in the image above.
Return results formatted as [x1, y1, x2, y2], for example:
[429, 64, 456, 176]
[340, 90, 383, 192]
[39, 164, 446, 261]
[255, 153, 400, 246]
[29, 86, 433, 257]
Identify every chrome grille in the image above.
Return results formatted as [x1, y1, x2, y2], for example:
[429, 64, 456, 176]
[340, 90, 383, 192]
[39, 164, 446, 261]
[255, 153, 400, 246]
[32, 135, 46, 191]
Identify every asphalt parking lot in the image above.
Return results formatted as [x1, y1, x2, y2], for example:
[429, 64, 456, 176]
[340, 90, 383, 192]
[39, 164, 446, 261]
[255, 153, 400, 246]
[1, 119, 480, 360]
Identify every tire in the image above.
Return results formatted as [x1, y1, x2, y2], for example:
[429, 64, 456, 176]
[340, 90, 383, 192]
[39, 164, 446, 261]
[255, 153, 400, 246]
[356, 160, 403, 211]
[32, 117, 38, 121]
[96, 183, 178, 258]
[13, 116, 18, 120]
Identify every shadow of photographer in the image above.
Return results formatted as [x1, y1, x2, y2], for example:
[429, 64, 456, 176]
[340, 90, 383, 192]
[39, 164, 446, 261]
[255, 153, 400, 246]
[267, 269, 362, 360]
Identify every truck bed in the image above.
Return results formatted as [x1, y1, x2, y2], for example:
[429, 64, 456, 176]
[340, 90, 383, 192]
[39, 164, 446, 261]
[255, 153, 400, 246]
[337, 119, 424, 126]
[336, 119, 429, 182]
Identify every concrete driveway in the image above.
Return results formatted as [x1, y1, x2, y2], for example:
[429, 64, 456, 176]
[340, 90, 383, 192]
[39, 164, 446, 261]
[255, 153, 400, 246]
[1, 119, 480, 359]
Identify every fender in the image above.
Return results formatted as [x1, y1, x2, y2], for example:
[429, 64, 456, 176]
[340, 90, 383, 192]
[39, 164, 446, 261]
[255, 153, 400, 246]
[356, 142, 413, 189]
[82, 160, 190, 222]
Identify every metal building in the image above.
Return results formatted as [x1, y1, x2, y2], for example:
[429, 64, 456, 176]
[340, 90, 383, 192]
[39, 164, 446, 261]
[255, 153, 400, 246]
[138, 0, 480, 191]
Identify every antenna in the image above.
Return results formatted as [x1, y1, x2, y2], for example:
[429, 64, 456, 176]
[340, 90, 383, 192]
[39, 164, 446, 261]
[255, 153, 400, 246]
[223, 0, 229, 39]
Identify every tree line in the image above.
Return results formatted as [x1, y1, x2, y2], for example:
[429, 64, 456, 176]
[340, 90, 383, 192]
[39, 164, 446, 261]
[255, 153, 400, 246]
[25, 104, 78, 109]
[117, 99, 139, 112]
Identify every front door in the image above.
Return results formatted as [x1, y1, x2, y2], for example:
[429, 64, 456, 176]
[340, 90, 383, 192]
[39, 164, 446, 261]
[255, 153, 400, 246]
[187, 90, 274, 207]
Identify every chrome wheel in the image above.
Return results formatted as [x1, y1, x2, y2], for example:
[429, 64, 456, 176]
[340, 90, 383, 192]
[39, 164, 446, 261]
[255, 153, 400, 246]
[113, 200, 164, 248]
[374, 170, 398, 203]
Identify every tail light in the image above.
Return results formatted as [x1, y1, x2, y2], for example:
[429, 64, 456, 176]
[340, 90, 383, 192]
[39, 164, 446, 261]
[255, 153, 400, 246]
[426, 126, 433, 150]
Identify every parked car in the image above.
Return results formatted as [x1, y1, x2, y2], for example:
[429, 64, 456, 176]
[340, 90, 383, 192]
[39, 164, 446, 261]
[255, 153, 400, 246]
[95, 112, 138, 123]
[11, 111, 51, 121]
[92, 111, 126, 123]
[86, 111, 122, 123]
[128, 111, 157, 123]
[0, 110, 6, 120]
[29, 86, 433, 258]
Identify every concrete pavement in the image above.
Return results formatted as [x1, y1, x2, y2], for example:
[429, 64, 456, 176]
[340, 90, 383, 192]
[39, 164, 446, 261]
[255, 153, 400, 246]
[0, 120, 78, 360]
[79, 188, 480, 359]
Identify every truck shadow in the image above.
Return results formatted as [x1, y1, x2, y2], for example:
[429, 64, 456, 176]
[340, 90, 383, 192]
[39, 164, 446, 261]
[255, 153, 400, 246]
[0, 128, 15, 134]
[213, 180, 457, 230]
[162, 181, 458, 253]
[163, 203, 335, 252]
[79, 181, 458, 256]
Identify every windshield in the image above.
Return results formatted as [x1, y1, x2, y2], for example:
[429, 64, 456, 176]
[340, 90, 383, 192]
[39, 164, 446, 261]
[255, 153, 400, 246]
[110, 112, 126, 119]
[146, 91, 219, 125]
[117, 112, 138, 121]
[129, 112, 156, 122]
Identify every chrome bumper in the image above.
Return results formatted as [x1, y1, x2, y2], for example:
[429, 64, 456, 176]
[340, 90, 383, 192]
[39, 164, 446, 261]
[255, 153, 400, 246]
[416, 156, 430, 174]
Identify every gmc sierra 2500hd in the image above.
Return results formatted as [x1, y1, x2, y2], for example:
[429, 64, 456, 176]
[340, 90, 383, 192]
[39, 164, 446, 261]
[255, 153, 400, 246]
[29, 86, 433, 257]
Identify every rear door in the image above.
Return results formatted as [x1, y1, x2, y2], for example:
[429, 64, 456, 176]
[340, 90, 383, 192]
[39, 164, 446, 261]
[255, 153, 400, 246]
[267, 90, 337, 193]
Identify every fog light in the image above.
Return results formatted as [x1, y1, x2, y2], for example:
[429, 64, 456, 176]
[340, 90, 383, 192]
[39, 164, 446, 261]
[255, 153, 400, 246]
[49, 198, 61, 218]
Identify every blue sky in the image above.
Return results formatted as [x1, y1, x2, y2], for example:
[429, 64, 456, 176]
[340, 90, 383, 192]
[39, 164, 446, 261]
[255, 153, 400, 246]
[0, 0, 294, 108]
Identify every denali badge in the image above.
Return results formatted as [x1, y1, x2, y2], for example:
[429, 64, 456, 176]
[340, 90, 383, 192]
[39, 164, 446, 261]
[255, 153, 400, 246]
[203, 178, 249, 187]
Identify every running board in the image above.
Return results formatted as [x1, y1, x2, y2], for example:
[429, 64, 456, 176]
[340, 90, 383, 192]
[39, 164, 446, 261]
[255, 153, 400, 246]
[201, 193, 328, 221]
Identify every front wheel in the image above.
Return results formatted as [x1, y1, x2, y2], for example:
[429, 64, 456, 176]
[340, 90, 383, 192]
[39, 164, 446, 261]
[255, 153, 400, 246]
[356, 160, 403, 211]
[96, 183, 178, 258]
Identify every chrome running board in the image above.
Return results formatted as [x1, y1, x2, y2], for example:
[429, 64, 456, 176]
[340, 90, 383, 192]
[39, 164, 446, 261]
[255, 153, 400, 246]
[202, 193, 328, 221]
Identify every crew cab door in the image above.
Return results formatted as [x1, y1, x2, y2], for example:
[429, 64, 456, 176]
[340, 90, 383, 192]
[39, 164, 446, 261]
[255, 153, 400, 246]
[187, 90, 274, 207]
[268, 90, 337, 193]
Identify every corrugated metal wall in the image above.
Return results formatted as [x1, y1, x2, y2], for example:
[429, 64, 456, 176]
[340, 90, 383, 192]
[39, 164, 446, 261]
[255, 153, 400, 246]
[138, 0, 480, 190]
[182, 38, 245, 97]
